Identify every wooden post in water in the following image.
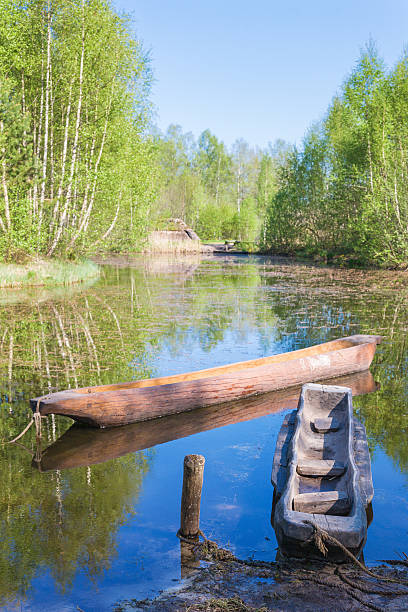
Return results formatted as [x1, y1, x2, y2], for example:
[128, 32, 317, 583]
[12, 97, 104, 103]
[179, 454, 205, 578]
[180, 454, 205, 538]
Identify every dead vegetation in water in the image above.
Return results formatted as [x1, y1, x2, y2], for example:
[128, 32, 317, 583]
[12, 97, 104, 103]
[143, 232, 213, 254]
[113, 545, 408, 612]
[185, 596, 268, 611]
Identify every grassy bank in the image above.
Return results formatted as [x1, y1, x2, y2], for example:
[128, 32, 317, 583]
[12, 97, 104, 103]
[0, 259, 100, 288]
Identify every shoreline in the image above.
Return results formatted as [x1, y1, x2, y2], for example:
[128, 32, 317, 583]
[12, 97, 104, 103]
[114, 554, 408, 611]
[3, 247, 407, 290]
[0, 259, 100, 289]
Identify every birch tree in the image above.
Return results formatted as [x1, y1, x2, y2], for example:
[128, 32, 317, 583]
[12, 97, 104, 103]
[0, 0, 154, 260]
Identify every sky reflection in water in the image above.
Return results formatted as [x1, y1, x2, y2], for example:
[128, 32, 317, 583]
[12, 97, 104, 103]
[0, 255, 407, 610]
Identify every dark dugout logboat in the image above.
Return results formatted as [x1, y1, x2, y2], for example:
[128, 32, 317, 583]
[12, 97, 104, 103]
[34, 370, 378, 472]
[271, 383, 374, 561]
[30, 334, 382, 428]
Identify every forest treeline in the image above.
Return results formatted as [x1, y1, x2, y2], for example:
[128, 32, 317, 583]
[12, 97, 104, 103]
[1, 1, 408, 267]
[159, 45, 408, 267]
[154, 125, 290, 244]
[264, 45, 408, 268]
[0, 0, 290, 259]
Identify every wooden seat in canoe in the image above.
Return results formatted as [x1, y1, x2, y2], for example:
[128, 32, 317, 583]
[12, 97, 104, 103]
[293, 490, 350, 515]
[296, 459, 346, 477]
[272, 383, 375, 561]
[312, 417, 340, 433]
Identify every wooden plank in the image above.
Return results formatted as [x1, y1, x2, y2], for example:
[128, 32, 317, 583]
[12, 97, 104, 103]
[293, 490, 350, 514]
[312, 417, 340, 433]
[297, 459, 346, 477]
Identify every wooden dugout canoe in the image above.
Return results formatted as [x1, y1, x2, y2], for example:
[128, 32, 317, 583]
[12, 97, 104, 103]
[33, 370, 378, 472]
[30, 334, 382, 428]
[271, 383, 373, 561]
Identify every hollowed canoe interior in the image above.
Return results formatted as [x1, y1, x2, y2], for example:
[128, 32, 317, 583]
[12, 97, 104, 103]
[71, 339, 360, 395]
[292, 387, 352, 516]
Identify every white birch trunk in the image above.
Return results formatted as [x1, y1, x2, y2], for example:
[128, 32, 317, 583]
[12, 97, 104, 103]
[0, 120, 11, 230]
[67, 87, 112, 249]
[90, 197, 120, 247]
[50, 67, 55, 200]
[48, 0, 85, 256]
[50, 83, 72, 232]
[38, 0, 52, 234]
[33, 15, 46, 218]
[21, 71, 27, 148]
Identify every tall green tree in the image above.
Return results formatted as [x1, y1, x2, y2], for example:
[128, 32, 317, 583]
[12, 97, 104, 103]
[264, 42, 408, 267]
[0, 0, 155, 260]
[195, 129, 232, 205]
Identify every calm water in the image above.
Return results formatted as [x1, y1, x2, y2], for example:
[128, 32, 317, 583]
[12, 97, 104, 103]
[0, 255, 407, 610]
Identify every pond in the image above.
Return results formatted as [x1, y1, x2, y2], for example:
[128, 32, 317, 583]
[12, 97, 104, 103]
[0, 254, 407, 611]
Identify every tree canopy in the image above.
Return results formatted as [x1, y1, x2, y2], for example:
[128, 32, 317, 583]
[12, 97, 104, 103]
[263, 44, 408, 268]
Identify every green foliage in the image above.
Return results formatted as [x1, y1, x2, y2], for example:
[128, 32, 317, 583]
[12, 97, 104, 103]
[0, 259, 99, 287]
[0, 0, 155, 260]
[154, 124, 288, 244]
[264, 43, 408, 268]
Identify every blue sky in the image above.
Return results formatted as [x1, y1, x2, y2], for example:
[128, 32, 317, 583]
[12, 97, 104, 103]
[116, 0, 408, 149]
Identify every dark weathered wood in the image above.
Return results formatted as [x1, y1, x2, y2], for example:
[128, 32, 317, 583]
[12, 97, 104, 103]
[180, 454, 205, 538]
[36, 370, 378, 472]
[353, 420, 374, 506]
[272, 414, 374, 506]
[272, 382, 374, 561]
[296, 459, 345, 477]
[293, 491, 350, 514]
[312, 417, 340, 433]
[30, 334, 382, 428]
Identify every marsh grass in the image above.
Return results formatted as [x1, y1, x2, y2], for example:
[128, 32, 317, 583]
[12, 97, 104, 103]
[0, 259, 100, 288]
[145, 233, 204, 254]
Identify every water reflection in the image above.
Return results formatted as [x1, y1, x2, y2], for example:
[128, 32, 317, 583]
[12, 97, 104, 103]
[35, 370, 377, 472]
[0, 254, 408, 608]
[0, 444, 150, 604]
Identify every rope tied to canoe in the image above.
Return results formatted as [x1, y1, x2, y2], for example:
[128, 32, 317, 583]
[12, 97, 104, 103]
[177, 526, 408, 611]
[304, 519, 408, 587]
[2, 398, 47, 445]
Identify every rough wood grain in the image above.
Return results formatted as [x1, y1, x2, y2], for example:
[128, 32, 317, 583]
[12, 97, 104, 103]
[37, 370, 378, 472]
[296, 459, 346, 477]
[272, 414, 374, 507]
[272, 382, 373, 561]
[353, 419, 374, 505]
[293, 491, 350, 514]
[312, 417, 340, 433]
[30, 334, 382, 427]
[180, 455, 205, 538]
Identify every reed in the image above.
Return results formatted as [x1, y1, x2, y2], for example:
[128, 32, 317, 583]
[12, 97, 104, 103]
[0, 259, 100, 288]
[144, 232, 203, 254]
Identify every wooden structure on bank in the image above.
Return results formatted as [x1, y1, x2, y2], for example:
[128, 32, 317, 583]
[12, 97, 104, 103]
[30, 335, 381, 428]
[272, 383, 374, 561]
[33, 370, 378, 472]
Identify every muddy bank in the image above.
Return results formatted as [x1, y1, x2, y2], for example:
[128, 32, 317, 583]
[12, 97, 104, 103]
[113, 555, 408, 612]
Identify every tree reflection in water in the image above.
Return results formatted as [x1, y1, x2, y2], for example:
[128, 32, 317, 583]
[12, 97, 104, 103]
[0, 255, 407, 604]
